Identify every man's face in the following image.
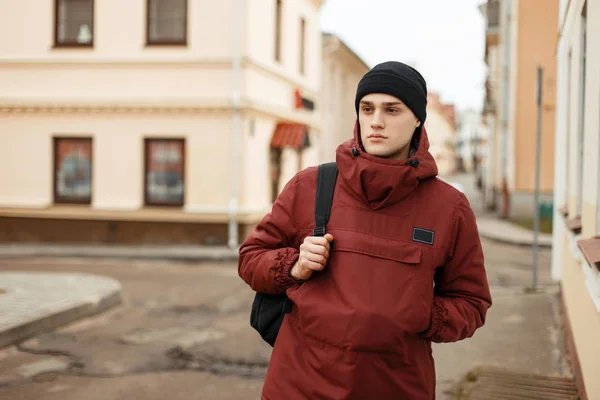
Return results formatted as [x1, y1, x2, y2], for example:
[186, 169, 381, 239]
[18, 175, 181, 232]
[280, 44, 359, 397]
[358, 93, 421, 160]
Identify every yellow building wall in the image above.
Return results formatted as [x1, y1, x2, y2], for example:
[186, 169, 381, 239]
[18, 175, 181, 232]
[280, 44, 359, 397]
[0, 113, 233, 210]
[514, 0, 558, 193]
[561, 239, 600, 399]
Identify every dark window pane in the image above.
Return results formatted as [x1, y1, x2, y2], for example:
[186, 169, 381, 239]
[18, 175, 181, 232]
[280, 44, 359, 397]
[56, 0, 93, 45]
[145, 140, 185, 206]
[148, 0, 187, 44]
[54, 138, 92, 203]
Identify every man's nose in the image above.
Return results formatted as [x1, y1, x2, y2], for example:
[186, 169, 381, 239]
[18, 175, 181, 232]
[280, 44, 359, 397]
[371, 110, 384, 129]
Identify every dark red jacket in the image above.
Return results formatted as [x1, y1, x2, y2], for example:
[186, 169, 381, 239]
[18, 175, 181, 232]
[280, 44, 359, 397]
[238, 126, 492, 400]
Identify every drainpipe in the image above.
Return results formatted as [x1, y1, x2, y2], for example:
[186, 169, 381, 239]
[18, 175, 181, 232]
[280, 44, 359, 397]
[500, 0, 512, 218]
[228, 0, 244, 249]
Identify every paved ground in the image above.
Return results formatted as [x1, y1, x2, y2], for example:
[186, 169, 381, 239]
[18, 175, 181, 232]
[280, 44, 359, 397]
[0, 258, 270, 399]
[0, 173, 572, 399]
[0, 272, 122, 348]
[0, 237, 567, 399]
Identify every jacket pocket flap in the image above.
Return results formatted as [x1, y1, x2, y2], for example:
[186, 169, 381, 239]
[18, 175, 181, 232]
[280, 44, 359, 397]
[330, 229, 421, 264]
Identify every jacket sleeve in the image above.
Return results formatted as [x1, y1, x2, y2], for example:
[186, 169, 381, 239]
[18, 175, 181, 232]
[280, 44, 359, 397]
[238, 173, 302, 295]
[421, 193, 492, 343]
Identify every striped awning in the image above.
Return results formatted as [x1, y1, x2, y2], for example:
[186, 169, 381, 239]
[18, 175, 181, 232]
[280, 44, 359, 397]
[270, 123, 309, 149]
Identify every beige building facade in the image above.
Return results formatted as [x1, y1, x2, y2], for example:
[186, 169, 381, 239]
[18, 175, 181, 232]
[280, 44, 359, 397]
[480, 0, 558, 218]
[319, 33, 370, 162]
[552, 1, 600, 398]
[0, 0, 323, 247]
[424, 93, 457, 177]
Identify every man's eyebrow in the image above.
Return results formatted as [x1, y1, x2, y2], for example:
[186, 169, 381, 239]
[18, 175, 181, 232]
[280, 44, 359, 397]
[359, 101, 403, 106]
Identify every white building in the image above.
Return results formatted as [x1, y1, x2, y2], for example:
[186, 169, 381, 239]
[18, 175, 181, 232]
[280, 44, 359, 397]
[320, 33, 370, 162]
[0, 0, 324, 247]
[424, 93, 457, 177]
[455, 109, 488, 174]
[552, 0, 600, 399]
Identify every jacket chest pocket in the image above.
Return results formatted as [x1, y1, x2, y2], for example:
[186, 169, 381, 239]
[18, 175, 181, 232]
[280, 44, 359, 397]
[330, 229, 426, 279]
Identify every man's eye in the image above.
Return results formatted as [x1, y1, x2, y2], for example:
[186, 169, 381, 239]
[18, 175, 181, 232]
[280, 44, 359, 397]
[387, 108, 398, 113]
[362, 107, 372, 112]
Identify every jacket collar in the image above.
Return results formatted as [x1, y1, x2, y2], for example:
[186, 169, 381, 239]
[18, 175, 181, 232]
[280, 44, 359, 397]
[335, 122, 438, 210]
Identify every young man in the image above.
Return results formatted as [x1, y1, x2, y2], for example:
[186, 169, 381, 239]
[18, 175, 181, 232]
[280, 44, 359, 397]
[238, 61, 492, 400]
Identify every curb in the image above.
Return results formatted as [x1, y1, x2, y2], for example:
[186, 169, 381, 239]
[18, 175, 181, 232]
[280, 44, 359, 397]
[0, 278, 123, 349]
[477, 228, 553, 248]
[0, 245, 240, 262]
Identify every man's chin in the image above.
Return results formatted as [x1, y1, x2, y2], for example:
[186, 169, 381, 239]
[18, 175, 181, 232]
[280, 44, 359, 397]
[364, 148, 403, 160]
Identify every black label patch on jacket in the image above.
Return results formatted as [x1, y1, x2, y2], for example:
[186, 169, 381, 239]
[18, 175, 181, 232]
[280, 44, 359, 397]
[413, 228, 434, 245]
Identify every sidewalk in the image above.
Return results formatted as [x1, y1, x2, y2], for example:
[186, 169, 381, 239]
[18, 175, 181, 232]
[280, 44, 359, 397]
[476, 216, 553, 248]
[433, 286, 573, 398]
[0, 272, 122, 348]
[442, 173, 553, 248]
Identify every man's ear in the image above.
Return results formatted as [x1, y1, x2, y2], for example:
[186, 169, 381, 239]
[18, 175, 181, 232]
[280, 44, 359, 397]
[416, 120, 422, 127]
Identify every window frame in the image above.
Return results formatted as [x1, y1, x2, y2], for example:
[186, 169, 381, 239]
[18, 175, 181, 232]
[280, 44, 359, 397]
[143, 138, 186, 207]
[53, 0, 95, 48]
[275, 0, 283, 63]
[299, 17, 306, 75]
[565, 49, 572, 210]
[146, 0, 188, 46]
[576, 2, 587, 217]
[597, 86, 600, 236]
[53, 137, 93, 205]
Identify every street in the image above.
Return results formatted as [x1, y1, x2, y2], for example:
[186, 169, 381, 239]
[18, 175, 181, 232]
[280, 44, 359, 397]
[0, 176, 567, 400]
[0, 258, 269, 400]
[0, 243, 562, 398]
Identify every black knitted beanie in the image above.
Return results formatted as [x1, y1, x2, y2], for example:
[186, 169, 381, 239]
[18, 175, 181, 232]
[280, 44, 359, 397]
[355, 61, 428, 123]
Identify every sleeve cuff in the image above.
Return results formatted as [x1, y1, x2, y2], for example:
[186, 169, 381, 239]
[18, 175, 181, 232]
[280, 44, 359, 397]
[420, 297, 447, 340]
[273, 249, 300, 290]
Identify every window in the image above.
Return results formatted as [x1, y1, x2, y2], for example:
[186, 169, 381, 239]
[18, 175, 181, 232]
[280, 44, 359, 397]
[275, 0, 282, 62]
[147, 0, 187, 45]
[299, 18, 306, 75]
[576, 3, 587, 216]
[54, 0, 94, 47]
[53, 137, 93, 204]
[486, 0, 500, 29]
[144, 139, 185, 206]
[565, 50, 572, 209]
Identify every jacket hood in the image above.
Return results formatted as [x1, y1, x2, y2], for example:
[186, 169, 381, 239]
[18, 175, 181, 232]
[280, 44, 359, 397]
[335, 121, 438, 210]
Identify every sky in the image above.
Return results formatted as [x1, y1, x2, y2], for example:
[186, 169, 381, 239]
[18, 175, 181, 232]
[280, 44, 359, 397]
[319, 0, 487, 113]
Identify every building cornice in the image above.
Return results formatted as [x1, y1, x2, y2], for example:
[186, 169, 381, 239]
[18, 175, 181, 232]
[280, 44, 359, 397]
[0, 97, 322, 130]
[0, 98, 233, 115]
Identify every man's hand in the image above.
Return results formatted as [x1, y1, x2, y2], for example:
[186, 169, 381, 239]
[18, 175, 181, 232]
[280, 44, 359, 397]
[290, 233, 334, 281]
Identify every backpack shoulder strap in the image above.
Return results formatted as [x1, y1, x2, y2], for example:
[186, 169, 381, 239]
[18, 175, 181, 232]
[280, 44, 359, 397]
[313, 162, 338, 237]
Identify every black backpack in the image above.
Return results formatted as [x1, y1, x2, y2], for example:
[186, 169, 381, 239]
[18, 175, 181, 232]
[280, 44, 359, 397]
[249, 162, 338, 347]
